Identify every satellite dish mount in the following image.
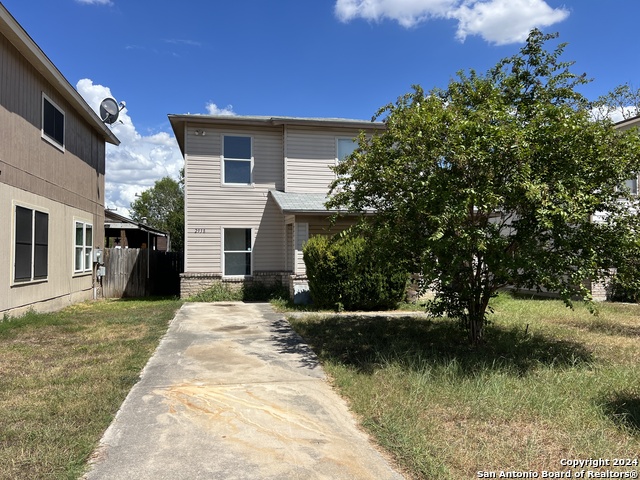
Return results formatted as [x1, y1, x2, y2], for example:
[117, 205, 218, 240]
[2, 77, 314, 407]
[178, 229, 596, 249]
[100, 97, 125, 125]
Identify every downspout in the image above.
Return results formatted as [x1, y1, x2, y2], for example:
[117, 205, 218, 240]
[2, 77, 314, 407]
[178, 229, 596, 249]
[282, 124, 287, 193]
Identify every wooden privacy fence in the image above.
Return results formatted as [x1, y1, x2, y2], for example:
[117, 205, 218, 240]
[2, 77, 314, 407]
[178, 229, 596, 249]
[102, 248, 183, 298]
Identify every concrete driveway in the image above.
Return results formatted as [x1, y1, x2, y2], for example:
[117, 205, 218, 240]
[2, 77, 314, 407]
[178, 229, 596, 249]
[83, 302, 405, 480]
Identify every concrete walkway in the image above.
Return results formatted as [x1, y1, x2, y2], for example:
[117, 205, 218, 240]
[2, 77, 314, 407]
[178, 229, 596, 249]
[83, 302, 405, 480]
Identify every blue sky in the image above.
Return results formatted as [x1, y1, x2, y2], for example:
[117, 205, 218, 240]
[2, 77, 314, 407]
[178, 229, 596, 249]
[2, 0, 639, 214]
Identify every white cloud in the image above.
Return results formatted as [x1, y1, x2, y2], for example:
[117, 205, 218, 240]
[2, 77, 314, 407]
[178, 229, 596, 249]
[165, 39, 202, 47]
[591, 106, 638, 123]
[77, 79, 183, 217]
[75, 0, 113, 5]
[206, 102, 236, 116]
[453, 0, 569, 45]
[334, 0, 569, 45]
[335, 0, 453, 28]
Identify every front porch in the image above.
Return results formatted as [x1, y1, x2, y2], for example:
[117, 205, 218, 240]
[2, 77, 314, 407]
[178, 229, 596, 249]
[272, 190, 362, 303]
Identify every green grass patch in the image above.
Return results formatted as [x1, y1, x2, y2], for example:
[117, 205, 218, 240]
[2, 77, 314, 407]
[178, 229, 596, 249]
[287, 294, 640, 479]
[0, 298, 182, 480]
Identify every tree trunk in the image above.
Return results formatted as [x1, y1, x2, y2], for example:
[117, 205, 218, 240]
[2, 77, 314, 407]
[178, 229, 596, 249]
[468, 315, 484, 346]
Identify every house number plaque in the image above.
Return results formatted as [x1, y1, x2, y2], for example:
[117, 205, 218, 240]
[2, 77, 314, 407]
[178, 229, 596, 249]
[194, 228, 206, 234]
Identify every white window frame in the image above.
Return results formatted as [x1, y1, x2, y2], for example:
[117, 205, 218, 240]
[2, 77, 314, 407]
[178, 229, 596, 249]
[222, 135, 253, 185]
[41, 93, 65, 152]
[222, 227, 252, 277]
[12, 203, 49, 284]
[74, 220, 93, 274]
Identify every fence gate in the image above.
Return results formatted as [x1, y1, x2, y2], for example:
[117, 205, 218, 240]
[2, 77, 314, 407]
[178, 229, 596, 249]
[102, 248, 183, 298]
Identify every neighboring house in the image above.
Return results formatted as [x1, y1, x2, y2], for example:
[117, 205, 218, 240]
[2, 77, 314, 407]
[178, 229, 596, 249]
[168, 114, 384, 300]
[0, 4, 120, 316]
[105, 210, 170, 251]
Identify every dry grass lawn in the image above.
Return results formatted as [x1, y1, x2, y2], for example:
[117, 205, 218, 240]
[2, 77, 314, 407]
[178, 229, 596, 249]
[287, 294, 640, 479]
[0, 298, 181, 480]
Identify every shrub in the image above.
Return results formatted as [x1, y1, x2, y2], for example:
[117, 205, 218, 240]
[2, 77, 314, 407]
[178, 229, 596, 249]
[609, 239, 640, 303]
[609, 274, 640, 303]
[303, 234, 409, 311]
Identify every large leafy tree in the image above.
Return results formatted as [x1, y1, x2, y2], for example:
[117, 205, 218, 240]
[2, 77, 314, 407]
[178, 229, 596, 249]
[328, 30, 640, 344]
[592, 82, 640, 121]
[130, 172, 184, 252]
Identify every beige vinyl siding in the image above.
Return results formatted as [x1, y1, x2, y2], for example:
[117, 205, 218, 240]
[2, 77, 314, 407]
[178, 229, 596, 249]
[285, 126, 363, 193]
[183, 124, 285, 273]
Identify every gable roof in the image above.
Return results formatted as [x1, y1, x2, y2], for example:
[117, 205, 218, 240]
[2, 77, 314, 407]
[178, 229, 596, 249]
[0, 4, 119, 146]
[168, 114, 384, 156]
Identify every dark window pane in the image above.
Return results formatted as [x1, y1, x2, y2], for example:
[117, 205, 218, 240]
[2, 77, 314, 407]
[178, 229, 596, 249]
[43, 98, 64, 146]
[34, 245, 48, 279]
[15, 206, 32, 244]
[34, 212, 48, 279]
[43, 100, 55, 137]
[224, 160, 251, 184]
[224, 136, 251, 159]
[224, 229, 251, 251]
[76, 222, 84, 245]
[35, 212, 48, 245]
[53, 108, 64, 145]
[15, 244, 32, 281]
[225, 252, 251, 275]
[15, 207, 32, 281]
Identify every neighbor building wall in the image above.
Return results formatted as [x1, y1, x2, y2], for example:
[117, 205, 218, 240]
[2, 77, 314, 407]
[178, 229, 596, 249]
[0, 184, 99, 315]
[0, 18, 108, 315]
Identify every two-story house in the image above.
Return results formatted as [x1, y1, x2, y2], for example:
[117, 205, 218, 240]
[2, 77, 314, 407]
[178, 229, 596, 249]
[168, 114, 384, 300]
[1, 4, 120, 316]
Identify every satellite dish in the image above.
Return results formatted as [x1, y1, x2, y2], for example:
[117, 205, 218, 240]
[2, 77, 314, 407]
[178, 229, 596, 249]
[100, 97, 121, 125]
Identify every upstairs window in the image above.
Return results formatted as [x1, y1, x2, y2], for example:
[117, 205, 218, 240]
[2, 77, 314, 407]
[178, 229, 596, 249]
[75, 221, 93, 273]
[223, 135, 252, 184]
[337, 138, 357, 163]
[624, 177, 638, 195]
[42, 94, 65, 150]
[14, 206, 48, 282]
